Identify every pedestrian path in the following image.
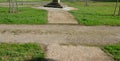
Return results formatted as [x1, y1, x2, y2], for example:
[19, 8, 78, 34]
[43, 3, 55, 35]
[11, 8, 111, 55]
[0, 24, 118, 61]
[33, 7, 78, 24]
[46, 44, 113, 61]
[0, 25, 120, 45]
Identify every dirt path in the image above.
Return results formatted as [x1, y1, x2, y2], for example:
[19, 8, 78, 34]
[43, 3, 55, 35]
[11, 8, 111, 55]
[33, 7, 78, 24]
[48, 9, 78, 24]
[0, 25, 120, 46]
[0, 24, 119, 61]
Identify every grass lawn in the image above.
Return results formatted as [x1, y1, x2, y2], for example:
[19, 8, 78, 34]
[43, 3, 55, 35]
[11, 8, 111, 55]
[0, 43, 45, 61]
[0, 7, 47, 24]
[66, 2, 120, 26]
[0, 0, 50, 2]
[104, 44, 120, 61]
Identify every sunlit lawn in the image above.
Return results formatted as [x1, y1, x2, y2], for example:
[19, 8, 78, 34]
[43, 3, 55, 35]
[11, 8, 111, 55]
[0, 43, 44, 61]
[67, 2, 120, 26]
[0, 7, 48, 24]
[0, 0, 50, 2]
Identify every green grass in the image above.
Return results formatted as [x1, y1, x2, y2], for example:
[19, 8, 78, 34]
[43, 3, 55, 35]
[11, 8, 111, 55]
[0, 7, 47, 24]
[0, 0, 50, 2]
[66, 2, 120, 26]
[104, 44, 120, 61]
[0, 43, 45, 61]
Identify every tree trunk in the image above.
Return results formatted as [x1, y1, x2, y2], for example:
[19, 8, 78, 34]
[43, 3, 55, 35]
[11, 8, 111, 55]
[15, 0, 18, 12]
[11, 0, 15, 13]
[85, 0, 89, 6]
[22, 0, 24, 5]
[8, 0, 18, 13]
[9, 0, 11, 13]
[114, 0, 118, 16]
[118, 6, 120, 16]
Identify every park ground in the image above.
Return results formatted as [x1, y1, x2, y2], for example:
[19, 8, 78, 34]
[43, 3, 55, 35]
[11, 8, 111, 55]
[0, 1, 120, 61]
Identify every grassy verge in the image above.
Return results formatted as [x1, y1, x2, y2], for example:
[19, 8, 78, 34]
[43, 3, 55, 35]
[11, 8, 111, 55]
[0, 0, 50, 2]
[104, 44, 120, 61]
[67, 2, 120, 26]
[0, 7, 47, 24]
[0, 43, 45, 61]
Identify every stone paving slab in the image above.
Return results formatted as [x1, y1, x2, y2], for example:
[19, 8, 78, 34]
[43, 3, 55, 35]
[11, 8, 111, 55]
[47, 44, 114, 61]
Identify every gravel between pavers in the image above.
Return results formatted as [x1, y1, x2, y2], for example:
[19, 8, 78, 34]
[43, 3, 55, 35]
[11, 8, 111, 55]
[0, 25, 120, 45]
[46, 44, 114, 61]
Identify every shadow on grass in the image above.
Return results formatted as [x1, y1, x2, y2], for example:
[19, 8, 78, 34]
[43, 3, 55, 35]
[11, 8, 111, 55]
[25, 57, 56, 61]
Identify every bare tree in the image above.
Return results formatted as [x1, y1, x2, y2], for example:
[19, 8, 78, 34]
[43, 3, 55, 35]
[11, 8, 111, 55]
[15, 0, 18, 12]
[85, 0, 89, 6]
[8, 0, 11, 13]
[8, 0, 18, 13]
[114, 0, 118, 16]
[22, 0, 24, 5]
[118, 6, 120, 16]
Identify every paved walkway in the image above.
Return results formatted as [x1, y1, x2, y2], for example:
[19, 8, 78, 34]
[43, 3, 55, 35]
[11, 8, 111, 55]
[33, 7, 78, 24]
[0, 6, 118, 61]
[0, 24, 118, 61]
[0, 25, 120, 46]
[47, 44, 113, 61]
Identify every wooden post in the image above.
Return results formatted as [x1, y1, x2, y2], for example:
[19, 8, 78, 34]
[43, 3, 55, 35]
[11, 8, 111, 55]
[15, 0, 18, 12]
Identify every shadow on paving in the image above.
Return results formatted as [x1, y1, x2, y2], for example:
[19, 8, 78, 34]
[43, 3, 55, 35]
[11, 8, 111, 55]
[25, 57, 56, 61]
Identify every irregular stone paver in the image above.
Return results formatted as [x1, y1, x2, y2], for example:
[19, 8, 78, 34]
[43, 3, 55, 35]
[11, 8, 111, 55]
[0, 25, 120, 45]
[33, 7, 78, 24]
[47, 44, 113, 61]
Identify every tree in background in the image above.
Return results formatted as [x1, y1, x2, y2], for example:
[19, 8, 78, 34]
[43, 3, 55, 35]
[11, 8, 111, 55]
[85, 0, 89, 6]
[22, 0, 24, 5]
[118, 5, 120, 16]
[8, 0, 18, 13]
[114, 0, 120, 16]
